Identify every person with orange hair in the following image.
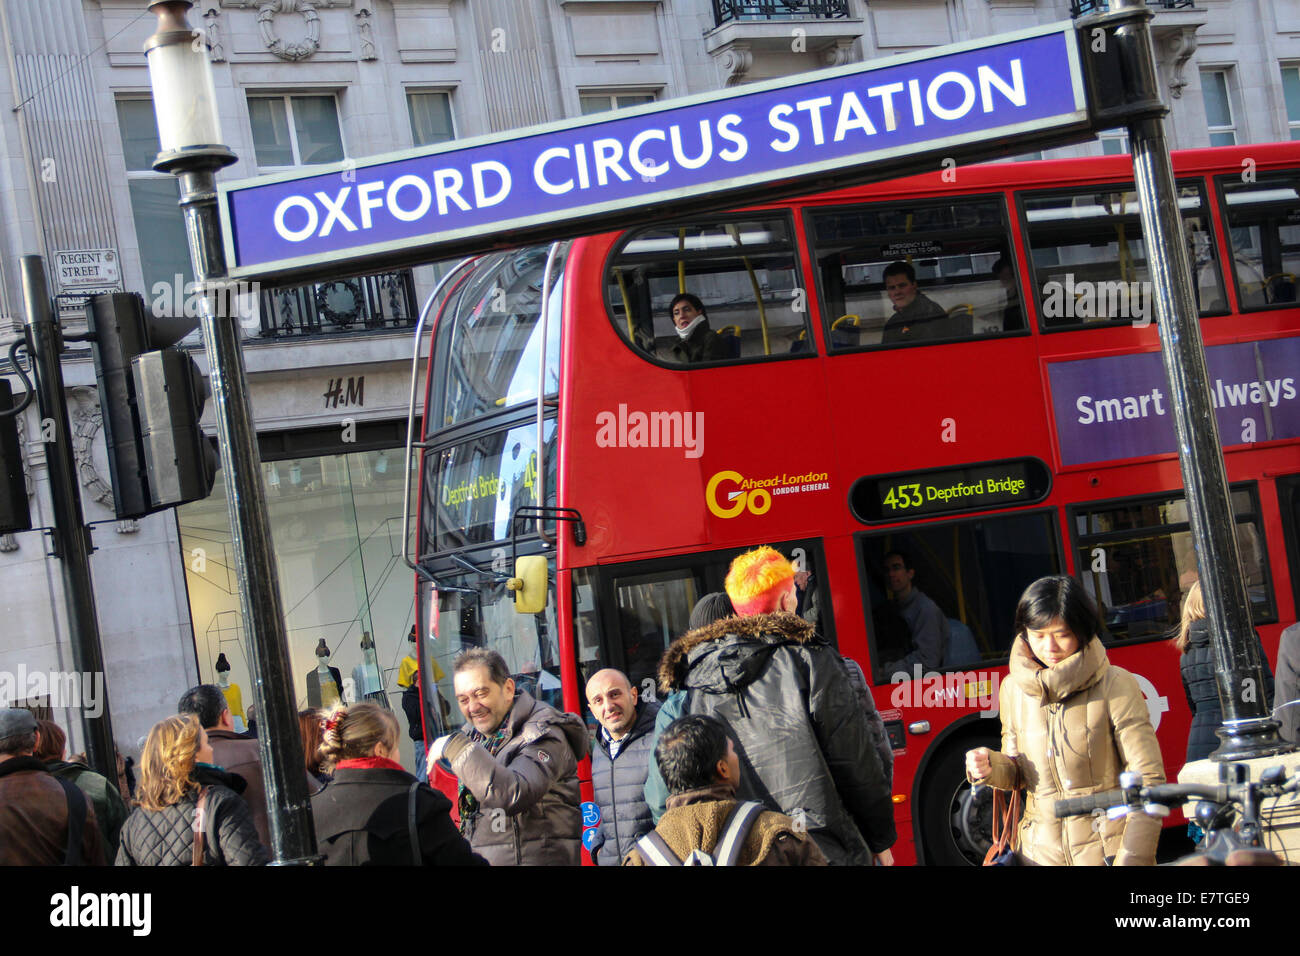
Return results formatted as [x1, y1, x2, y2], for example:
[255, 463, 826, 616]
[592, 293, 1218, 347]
[645, 547, 896, 865]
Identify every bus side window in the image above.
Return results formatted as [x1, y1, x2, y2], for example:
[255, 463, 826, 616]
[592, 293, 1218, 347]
[1022, 180, 1226, 329]
[605, 217, 810, 366]
[1218, 169, 1300, 311]
[809, 197, 1021, 349]
[860, 510, 1062, 683]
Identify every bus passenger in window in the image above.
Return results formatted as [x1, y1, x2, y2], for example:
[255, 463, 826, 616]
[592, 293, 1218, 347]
[669, 293, 722, 364]
[880, 261, 965, 344]
[881, 551, 950, 678]
[992, 257, 1023, 331]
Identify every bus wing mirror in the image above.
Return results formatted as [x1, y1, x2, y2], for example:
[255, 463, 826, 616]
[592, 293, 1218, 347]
[507, 556, 548, 614]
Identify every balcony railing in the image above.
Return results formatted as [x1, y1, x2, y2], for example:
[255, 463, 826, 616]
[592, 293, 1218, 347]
[259, 270, 417, 338]
[1070, 0, 1193, 15]
[713, 0, 850, 25]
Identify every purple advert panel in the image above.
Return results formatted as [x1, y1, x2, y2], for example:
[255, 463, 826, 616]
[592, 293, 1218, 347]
[1048, 337, 1300, 467]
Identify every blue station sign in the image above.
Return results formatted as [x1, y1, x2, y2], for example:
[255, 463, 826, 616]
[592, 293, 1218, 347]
[219, 22, 1088, 281]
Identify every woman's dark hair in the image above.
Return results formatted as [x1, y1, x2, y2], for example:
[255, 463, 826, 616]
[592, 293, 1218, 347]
[669, 292, 706, 316]
[655, 714, 731, 796]
[1014, 575, 1101, 650]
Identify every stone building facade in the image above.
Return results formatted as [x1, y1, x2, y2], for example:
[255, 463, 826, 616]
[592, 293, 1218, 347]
[0, 0, 1297, 759]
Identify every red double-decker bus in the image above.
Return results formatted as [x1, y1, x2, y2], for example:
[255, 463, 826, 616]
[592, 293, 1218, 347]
[409, 142, 1300, 865]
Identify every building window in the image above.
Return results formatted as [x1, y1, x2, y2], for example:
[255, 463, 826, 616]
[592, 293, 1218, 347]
[1283, 64, 1300, 141]
[408, 91, 456, 147]
[1201, 69, 1238, 147]
[248, 94, 345, 169]
[1099, 129, 1130, 155]
[115, 97, 193, 298]
[579, 91, 656, 115]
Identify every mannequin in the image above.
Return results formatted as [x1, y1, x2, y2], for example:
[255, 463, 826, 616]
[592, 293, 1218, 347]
[306, 639, 344, 709]
[214, 653, 246, 733]
[352, 631, 387, 707]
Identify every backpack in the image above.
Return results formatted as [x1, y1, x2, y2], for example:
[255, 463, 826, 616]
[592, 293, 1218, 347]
[55, 777, 87, 866]
[634, 801, 763, 866]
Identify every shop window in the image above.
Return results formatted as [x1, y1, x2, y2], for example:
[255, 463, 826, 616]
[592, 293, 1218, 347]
[859, 511, 1062, 683]
[605, 216, 807, 365]
[809, 196, 1023, 348]
[1022, 180, 1226, 325]
[1072, 486, 1274, 645]
[1218, 168, 1300, 310]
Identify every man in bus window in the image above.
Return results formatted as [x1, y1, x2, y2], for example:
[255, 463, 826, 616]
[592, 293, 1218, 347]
[585, 668, 660, 865]
[669, 292, 724, 364]
[428, 648, 588, 865]
[646, 546, 896, 865]
[880, 261, 965, 344]
[881, 550, 951, 677]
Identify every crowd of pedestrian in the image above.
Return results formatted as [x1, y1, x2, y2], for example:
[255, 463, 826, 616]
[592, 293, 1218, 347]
[3, 546, 1297, 868]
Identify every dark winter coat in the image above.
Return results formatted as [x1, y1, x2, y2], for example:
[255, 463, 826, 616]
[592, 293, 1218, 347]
[311, 765, 487, 866]
[206, 727, 319, 851]
[116, 766, 267, 866]
[670, 319, 722, 364]
[1277, 623, 1300, 745]
[45, 759, 130, 859]
[0, 755, 106, 866]
[444, 691, 589, 865]
[589, 700, 660, 866]
[646, 612, 896, 864]
[1181, 619, 1275, 762]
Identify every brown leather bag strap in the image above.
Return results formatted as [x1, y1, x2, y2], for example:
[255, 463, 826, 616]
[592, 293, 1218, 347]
[192, 786, 210, 867]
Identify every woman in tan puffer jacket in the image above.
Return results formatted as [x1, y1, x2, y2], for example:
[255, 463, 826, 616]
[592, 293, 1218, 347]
[966, 576, 1165, 865]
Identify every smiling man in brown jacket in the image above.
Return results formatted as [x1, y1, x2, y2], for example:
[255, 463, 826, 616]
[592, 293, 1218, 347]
[430, 648, 588, 865]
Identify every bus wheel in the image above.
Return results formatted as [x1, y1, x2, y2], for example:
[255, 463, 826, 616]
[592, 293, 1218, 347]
[918, 738, 998, 866]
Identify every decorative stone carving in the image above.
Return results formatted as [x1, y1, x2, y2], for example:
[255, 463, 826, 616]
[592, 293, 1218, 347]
[68, 387, 137, 533]
[1163, 26, 1199, 100]
[69, 388, 114, 510]
[356, 7, 376, 61]
[822, 39, 856, 68]
[718, 45, 753, 87]
[203, 7, 227, 62]
[260, 0, 323, 62]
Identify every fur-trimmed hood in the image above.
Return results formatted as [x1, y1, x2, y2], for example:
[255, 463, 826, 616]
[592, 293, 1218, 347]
[658, 612, 820, 694]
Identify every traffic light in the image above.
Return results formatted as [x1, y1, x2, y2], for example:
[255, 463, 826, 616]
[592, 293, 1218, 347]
[86, 292, 218, 519]
[132, 349, 219, 509]
[0, 379, 32, 534]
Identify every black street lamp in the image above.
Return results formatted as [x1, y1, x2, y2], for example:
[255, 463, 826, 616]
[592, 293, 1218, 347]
[144, 0, 319, 864]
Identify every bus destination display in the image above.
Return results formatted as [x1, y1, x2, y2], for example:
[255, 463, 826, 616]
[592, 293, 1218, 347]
[850, 458, 1050, 523]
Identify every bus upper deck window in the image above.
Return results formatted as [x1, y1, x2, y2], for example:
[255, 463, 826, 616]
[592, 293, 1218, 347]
[808, 196, 1022, 350]
[1023, 181, 1226, 329]
[605, 216, 808, 367]
[1218, 169, 1300, 311]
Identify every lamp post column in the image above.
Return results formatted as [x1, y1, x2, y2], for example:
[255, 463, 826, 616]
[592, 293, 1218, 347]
[145, 0, 319, 863]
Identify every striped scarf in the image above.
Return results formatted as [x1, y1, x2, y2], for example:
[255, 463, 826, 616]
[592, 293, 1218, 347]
[457, 720, 511, 835]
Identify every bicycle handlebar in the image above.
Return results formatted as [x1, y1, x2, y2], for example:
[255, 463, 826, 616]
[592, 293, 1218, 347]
[1053, 779, 1285, 819]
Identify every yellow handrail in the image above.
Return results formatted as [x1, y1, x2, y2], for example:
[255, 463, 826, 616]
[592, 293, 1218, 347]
[613, 267, 634, 340]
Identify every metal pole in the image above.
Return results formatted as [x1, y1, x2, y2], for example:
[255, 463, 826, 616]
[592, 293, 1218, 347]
[18, 256, 117, 782]
[175, 165, 319, 863]
[1112, 0, 1288, 759]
